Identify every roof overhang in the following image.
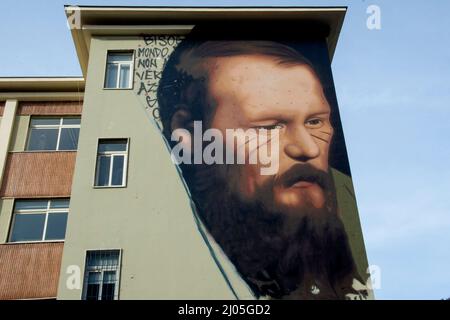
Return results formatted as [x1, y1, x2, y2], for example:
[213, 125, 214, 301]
[65, 6, 347, 77]
[0, 77, 85, 101]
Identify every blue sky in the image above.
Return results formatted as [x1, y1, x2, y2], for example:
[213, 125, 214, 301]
[1, 0, 449, 300]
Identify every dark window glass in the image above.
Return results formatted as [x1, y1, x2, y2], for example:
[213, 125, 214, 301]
[95, 156, 111, 186]
[84, 251, 120, 300]
[98, 140, 127, 152]
[62, 118, 81, 125]
[30, 118, 60, 126]
[102, 271, 116, 300]
[111, 155, 124, 186]
[86, 272, 101, 300]
[10, 214, 45, 242]
[15, 200, 48, 210]
[45, 212, 68, 240]
[27, 128, 58, 151]
[105, 63, 118, 88]
[101, 283, 115, 300]
[59, 127, 80, 150]
[86, 284, 100, 301]
[50, 199, 70, 209]
[107, 53, 133, 63]
[87, 250, 119, 268]
[119, 64, 131, 88]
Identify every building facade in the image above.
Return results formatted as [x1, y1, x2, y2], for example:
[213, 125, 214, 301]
[0, 6, 372, 300]
[0, 79, 83, 299]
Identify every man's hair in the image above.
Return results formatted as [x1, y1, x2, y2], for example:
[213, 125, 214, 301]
[157, 40, 316, 140]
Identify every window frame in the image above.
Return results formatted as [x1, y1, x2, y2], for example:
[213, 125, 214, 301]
[103, 50, 135, 90]
[8, 198, 70, 244]
[82, 249, 122, 301]
[25, 116, 81, 152]
[93, 138, 129, 188]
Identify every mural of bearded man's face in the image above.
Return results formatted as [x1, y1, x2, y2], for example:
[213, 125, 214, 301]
[162, 43, 366, 300]
[205, 55, 334, 219]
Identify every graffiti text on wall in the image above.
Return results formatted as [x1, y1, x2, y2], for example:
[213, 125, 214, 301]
[135, 35, 183, 122]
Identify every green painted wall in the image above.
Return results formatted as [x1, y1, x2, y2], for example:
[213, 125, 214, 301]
[57, 37, 238, 299]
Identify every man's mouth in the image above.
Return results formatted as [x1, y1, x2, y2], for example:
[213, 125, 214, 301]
[283, 173, 324, 190]
[278, 164, 329, 191]
[290, 180, 316, 188]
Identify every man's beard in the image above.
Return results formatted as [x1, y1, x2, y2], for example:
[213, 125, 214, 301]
[184, 163, 366, 300]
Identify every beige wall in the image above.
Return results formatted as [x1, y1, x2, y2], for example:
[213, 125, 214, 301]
[0, 199, 14, 243]
[57, 37, 237, 299]
[9, 116, 29, 152]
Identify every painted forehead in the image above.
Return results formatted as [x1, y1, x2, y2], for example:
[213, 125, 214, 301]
[205, 55, 326, 99]
[175, 47, 319, 81]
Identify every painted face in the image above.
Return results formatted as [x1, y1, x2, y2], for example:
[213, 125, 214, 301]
[206, 54, 334, 213]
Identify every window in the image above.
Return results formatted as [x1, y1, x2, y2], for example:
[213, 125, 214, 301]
[83, 250, 121, 300]
[9, 199, 69, 242]
[26, 117, 81, 151]
[94, 139, 128, 187]
[104, 52, 133, 89]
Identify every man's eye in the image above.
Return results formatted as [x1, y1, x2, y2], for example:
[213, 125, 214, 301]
[305, 118, 323, 128]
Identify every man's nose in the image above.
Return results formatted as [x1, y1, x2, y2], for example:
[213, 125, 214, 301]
[284, 127, 320, 162]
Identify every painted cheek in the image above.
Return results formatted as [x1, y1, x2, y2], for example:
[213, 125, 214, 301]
[240, 164, 263, 198]
[309, 186, 327, 208]
[246, 176, 256, 196]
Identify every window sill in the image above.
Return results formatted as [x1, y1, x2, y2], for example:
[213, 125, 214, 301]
[102, 87, 134, 91]
[10, 150, 78, 153]
[93, 185, 127, 189]
[5, 240, 65, 245]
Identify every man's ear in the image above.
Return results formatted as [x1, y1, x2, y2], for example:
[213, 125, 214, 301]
[171, 108, 194, 133]
[169, 108, 195, 160]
